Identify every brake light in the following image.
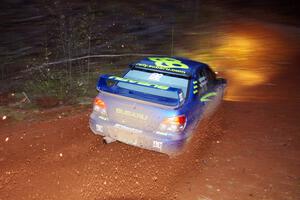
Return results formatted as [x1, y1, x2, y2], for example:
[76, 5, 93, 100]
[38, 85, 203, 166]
[94, 97, 106, 109]
[162, 115, 186, 125]
[159, 115, 186, 133]
[93, 97, 108, 120]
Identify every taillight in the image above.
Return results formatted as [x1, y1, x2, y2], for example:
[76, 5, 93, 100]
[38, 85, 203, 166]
[159, 115, 186, 133]
[93, 97, 108, 120]
[94, 97, 106, 109]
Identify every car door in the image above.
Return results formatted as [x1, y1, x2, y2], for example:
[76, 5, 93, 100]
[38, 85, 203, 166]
[200, 66, 224, 117]
[188, 66, 225, 133]
[199, 66, 218, 102]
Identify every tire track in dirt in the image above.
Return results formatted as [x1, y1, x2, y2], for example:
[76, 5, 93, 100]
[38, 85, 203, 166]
[0, 104, 226, 200]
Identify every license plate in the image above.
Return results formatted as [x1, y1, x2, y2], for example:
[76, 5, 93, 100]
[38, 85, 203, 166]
[116, 131, 138, 145]
[112, 124, 139, 145]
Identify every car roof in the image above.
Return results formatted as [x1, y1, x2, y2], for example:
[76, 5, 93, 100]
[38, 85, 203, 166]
[130, 56, 208, 77]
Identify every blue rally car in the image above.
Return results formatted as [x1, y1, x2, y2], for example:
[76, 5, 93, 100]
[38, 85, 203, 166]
[89, 56, 226, 155]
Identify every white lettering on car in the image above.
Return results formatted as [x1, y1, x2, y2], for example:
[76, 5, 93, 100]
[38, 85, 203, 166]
[199, 76, 208, 87]
[153, 141, 163, 150]
[114, 124, 142, 134]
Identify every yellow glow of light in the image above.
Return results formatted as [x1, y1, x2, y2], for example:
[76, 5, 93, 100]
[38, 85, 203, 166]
[216, 36, 259, 60]
[180, 24, 282, 101]
[228, 70, 266, 86]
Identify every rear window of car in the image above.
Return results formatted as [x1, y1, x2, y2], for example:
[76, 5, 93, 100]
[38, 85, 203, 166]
[117, 69, 189, 99]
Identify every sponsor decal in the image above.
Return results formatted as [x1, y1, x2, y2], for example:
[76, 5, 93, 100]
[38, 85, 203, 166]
[115, 108, 148, 121]
[135, 63, 187, 74]
[108, 76, 169, 90]
[114, 123, 142, 134]
[153, 141, 163, 150]
[200, 92, 217, 102]
[193, 80, 198, 94]
[198, 76, 208, 87]
[148, 57, 189, 69]
[135, 57, 190, 74]
[179, 91, 184, 103]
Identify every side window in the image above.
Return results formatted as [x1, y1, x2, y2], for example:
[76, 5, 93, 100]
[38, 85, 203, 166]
[203, 67, 216, 88]
[198, 70, 208, 93]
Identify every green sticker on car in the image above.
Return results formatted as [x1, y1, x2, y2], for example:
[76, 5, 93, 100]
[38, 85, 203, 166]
[108, 76, 169, 90]
[148, 57, 189, 69]
[200, 92, 217, 102]
[134, 57, 190, 74]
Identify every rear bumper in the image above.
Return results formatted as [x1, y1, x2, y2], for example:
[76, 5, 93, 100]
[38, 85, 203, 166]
[89, 113, 187, 155]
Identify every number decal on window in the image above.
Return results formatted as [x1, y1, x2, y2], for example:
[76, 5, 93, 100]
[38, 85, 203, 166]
[198, 76, 207, 87]
[148, 73, 163, 81]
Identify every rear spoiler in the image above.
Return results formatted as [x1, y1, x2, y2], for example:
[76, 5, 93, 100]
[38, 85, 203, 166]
[97, 74, 184, 107]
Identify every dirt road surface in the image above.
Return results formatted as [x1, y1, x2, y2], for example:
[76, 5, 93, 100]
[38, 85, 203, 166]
[1, 21, 300, 200]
